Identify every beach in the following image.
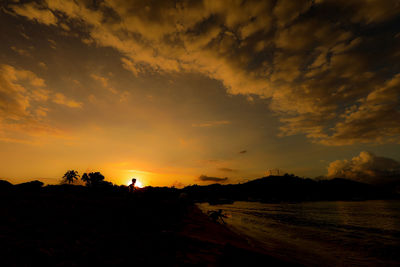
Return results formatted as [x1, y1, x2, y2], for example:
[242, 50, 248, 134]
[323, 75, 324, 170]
[178, 205, 297, 266]
[198, 201, 400, 267]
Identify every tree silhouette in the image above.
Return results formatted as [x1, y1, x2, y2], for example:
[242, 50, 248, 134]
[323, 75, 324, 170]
[89, 172, 105, 186]
[81, 172, 105, 187]
[81, 173, 89, 185]
[62, 170, 80, 184]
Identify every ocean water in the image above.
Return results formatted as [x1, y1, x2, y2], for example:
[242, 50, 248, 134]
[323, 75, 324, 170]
[198, 200, 400, 267]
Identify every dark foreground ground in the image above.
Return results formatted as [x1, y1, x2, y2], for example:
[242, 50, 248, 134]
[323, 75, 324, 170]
[0, 186, 298, 266]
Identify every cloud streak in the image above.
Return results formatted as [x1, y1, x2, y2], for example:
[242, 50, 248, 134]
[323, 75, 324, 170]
[10, 2, 57, 26]
[192, 120, 231, 128]
[218, 168, 237, 172]
[198, 175, 229, 183]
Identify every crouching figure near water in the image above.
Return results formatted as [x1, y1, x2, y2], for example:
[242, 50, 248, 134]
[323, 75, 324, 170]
[208, 209, 228, 224]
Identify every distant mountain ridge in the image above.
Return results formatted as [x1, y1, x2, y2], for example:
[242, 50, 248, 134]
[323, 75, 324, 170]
[1, 174, 398, 203]
[183, 175, 399, 203]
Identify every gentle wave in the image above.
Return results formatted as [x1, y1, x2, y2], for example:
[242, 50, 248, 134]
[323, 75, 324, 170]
[198, 200, 400, 267]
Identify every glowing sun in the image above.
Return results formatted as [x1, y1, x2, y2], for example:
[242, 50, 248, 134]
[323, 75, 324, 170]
[135, 180, 143, 188]
[128, 179, 143, 188]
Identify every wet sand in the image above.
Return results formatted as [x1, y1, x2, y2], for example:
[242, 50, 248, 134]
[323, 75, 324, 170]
[177, 205, 299, 266]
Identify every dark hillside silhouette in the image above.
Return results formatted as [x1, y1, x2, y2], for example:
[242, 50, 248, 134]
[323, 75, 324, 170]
[15, 180, 44, 192]
[183, 174, 398, 203]
[0, 179, 13, 192]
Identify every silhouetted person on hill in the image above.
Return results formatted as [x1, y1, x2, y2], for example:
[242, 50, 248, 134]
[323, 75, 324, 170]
[128, 178, 136, 193]
[208, 209, 227, 224]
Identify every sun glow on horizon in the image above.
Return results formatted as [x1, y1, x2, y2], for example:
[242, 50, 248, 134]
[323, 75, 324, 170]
[135, 180, 143, 188]
[127, 179, 143, 188]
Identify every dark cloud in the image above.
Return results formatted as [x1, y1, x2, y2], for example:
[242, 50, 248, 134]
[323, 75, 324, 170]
[217, 167, 237, 172]
[327, 151, 400, 184]
[198, 175, 229, 183]
[4, 0, 400, 145]
[239, 150, 247, 154]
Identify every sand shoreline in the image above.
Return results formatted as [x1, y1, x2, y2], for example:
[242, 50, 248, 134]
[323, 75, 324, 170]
[178, 205, 299, 266]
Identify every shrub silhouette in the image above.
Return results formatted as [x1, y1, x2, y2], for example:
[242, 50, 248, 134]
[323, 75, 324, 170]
[62, 170, 80, 184]
[81, 172, 105, 187]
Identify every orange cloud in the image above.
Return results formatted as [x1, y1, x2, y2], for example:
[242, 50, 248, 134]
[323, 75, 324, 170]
[10, 2, 57, 26]
[327, 151, 400, 184]
[8, 0, 400, 146]
[52, 93, 82, 108]
[0, 64, 81, 143]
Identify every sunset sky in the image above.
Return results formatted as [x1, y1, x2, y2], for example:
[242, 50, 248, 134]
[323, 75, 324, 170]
[1, 0, 399, 187]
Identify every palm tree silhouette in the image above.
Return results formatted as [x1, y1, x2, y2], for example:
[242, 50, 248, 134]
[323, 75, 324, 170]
[62, 170, 80, 184]
[81, 173, 90, 185]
